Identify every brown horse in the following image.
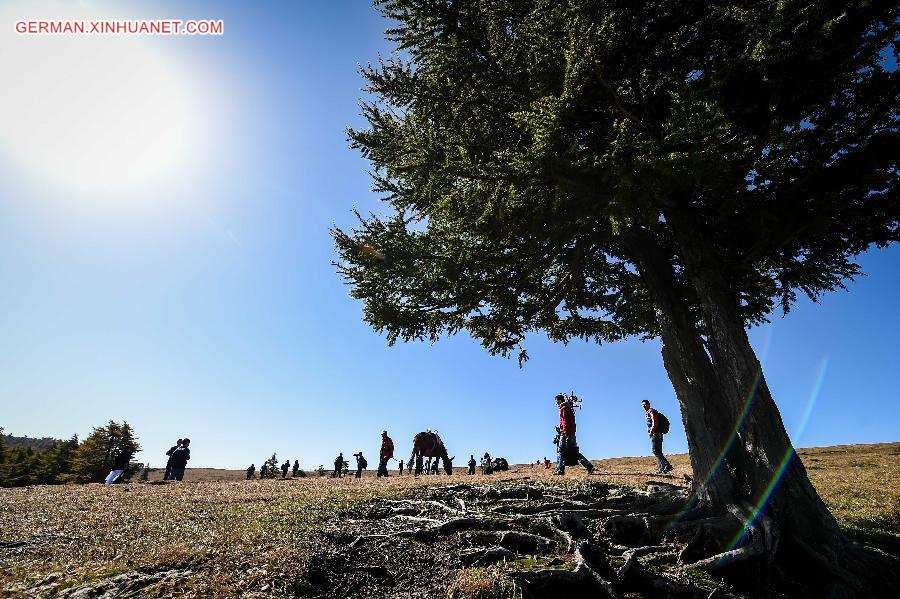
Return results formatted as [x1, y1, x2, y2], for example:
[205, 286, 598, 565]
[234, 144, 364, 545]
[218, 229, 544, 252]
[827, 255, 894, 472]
[408, 432, 454, 475]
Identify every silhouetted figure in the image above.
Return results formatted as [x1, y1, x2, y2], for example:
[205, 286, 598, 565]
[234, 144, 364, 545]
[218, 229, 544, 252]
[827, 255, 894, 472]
[378, 431, 394, 477]
[164, 439, 182, 480]
[430, 459, 439, 475]
[398, 460, 404, 476]
[293, 460, 300, 477]
[424, 456, 432, 474]
[281, 460, 289, 478]
[481, 452, 492, 475]
[169, 439, 191, 481]
[468, 455, 476, 475]
[354, 452, 367, 478]
[261, 463, 268, 478]
[246, 464, 255, 480]
[105, 449, 131, 485]
[332, 453, 343, 478]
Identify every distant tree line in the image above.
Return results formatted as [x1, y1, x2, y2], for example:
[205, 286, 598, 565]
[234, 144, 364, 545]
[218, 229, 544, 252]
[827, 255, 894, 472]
[0, 421, 141, 487]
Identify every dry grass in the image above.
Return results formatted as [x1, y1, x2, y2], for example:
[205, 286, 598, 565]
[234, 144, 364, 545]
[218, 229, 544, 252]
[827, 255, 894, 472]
[1, 442, 896, 595]
[447, 566, 520, 599]
[797, 443, 900, 550]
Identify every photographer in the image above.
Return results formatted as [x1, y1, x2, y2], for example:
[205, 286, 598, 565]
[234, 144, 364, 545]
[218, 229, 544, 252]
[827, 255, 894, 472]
[353, 452, 367, 478]
[554, 394, 595, 476]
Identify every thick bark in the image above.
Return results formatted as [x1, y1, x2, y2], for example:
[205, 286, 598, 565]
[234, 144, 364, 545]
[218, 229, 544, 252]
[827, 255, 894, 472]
[622, 229, 743, 510]
[662, 208, 862, 588]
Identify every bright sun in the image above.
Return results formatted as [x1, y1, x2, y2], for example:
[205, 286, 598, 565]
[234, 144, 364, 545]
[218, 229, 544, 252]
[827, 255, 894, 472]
[0, 12, 192, 192]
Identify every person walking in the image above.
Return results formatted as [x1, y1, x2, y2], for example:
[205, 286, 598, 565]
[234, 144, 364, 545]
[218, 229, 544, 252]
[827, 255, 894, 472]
[246, 464, 256, 480]
[332, 453, 344, 478]
[467, 455, 476, 475]
[554, 394, 595, 476]
[398, 459, 404, 476]
[292, 459, 300, 477]
[169, 439, 191, 481]
[642, 400, 673, 474]
[164, 439, 182, 481]
[378, 431, 394, 477]
[105, 449, 131, 485]
[281, 460, 290, 479]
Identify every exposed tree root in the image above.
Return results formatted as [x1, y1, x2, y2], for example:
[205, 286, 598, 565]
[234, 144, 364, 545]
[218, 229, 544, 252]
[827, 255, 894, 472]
[308, 480, 890, 598]
[683, 503, 774, 572]
[514, 542, 622, 599]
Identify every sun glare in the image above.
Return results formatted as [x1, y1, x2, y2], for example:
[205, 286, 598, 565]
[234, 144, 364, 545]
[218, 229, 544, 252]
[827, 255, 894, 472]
[0, 11, 192, 193]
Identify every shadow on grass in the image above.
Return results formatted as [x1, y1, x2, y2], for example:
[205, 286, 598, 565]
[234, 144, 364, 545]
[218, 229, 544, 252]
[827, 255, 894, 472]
[843, 515, 900, 557]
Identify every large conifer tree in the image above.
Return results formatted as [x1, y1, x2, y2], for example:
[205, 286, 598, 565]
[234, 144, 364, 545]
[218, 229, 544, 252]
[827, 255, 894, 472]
[334, 0, 898, 592]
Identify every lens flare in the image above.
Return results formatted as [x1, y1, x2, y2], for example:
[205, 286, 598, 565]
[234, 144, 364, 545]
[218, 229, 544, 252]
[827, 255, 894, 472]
[717, 357, 829, 561]
[661, 329, 776, 533]
[660, 367, 763, 534]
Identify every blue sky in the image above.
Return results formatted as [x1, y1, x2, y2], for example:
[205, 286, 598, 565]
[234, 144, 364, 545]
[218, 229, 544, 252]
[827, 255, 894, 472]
[0, 2, 897, 470]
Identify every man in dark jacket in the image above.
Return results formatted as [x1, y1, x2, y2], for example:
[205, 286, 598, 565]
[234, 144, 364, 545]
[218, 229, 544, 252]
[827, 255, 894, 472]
[468, 455, 476, 475]
[105, 450, 132, 485]
[332, 453, 344, 478]
[554, 394, 594, 475]
[169, 439, 191, 481]
[281, 460, 290, 478]
[164, 439, 182, 480]
[292, 459, 300, 477]
[246, 464, 255, 479]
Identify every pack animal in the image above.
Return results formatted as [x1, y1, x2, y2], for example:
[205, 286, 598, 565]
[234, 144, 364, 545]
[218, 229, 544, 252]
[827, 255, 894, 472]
[408, 431, 454, 475]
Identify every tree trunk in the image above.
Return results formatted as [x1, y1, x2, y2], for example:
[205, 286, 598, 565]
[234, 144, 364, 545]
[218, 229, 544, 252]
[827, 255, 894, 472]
[622, 228, 744, 510]
[660, 209, 879, 593]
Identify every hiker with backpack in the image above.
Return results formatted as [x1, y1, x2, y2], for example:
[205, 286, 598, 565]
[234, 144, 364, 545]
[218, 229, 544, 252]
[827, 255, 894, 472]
[642, 400, 673, 474]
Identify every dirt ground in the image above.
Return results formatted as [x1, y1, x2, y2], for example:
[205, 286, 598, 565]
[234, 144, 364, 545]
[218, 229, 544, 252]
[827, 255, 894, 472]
[1, 443, 897, 597]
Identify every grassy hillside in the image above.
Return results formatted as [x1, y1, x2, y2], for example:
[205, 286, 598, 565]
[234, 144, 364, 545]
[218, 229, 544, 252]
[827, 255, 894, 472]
[1, 442, 896, 596]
